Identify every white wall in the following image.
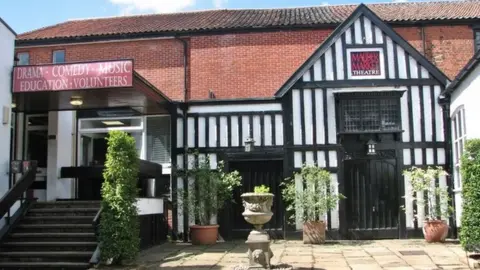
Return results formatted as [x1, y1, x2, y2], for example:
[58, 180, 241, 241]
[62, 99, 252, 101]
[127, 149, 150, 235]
[450, 63, 480, 227]
[0, 22, 15, 227]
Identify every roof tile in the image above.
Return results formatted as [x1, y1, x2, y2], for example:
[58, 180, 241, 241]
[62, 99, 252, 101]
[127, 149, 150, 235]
[17, 1, 480, 42]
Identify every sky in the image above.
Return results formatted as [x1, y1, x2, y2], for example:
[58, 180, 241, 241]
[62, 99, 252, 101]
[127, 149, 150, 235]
[0, 0, 454, 34]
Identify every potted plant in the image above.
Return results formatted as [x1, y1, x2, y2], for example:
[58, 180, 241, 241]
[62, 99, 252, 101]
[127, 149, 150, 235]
[178, 153, 242, 245]
[241, 185, 274, 228]
[281, 165, 344, 244]
[403, 166, 452, 243]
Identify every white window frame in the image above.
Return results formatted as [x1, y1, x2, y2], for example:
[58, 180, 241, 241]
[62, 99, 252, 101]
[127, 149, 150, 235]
[452, 106, 467, 190]
[17, 52, 30, 66]
[52, 50, 65, 64]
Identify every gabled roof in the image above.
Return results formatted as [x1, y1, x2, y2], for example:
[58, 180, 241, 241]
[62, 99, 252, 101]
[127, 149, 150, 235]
[443, 50, 480, 95]
[274, 4, 450, 97]
[16, 0, 480, 43]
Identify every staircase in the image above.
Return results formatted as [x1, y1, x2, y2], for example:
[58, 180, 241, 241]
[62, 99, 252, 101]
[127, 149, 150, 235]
[0, 201, 100, 270]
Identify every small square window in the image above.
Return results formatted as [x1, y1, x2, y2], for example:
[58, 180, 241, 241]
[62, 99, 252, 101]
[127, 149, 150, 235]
[16, 52, 29, 66]
[52, 50, 65, 64]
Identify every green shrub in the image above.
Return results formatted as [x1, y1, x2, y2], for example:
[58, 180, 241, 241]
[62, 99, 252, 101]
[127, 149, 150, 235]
[100, 131, 140, 264]
[178, 153, 242, 225]
[254, 185, 270, 194]
[402, 166, 451, 220]
[281, 165, 345, 223]
[460, 139, 480, 252]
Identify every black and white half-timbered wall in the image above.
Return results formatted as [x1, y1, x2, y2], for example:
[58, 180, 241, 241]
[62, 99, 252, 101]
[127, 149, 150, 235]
[172, 4, 453, 240]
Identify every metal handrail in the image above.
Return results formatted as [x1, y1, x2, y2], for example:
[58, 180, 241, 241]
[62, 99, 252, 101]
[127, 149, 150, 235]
[0, 161, 38, 219]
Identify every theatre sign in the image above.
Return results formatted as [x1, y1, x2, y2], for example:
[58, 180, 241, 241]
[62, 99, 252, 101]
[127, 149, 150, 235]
[12, 60, 133, 93]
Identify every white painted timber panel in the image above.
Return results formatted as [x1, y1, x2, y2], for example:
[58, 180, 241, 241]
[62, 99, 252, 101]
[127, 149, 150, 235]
[295, 174, 303, 230]
[305, 151, 315, 165]
[421, 66, 430, 79]
[364, 17, 373, 44]
[177, 177, 184, 233]
[397, 46, 407, 79]
[330, 173, 340, 229]
[409, 56, 418, 79]
[374, 26, 383, 44]
[329, 151, 337, 167]
[426, 148, 434, 165]
[303, 69, 311, 82]
[264, 115, 272, 146]
[294, 152, 302, 168]
[404, 174, 414, 228]
[434, 86, 445, 141]
[275, 115, 284, 145]
[208, 117, 216, 147]
[345, 28, 352, 44]
[187, 117, 195, 147]
[423, 86, 433, 142]
[335, 39, 344, 80]
[401, 91, 410, 142]
[437, 148, 446, 165]
[219, 116, 228, 147]
[198, 117, 206, 147]
[411, 86, 422, 142]
[315, 89, 325, 145]
[253, 115, 261, 146]
[386, 37, 396, 79]
[414, 148, 423, 165]
[189, 103, 281, 113]
[313, 60, 322, 81]
[176, 118, 183, 148]
[303, 89, 314, 145]
[325, 48, 334, 81]
[403, 149, 411, 165]
[326, 90, 337, 144]
[354, 19, 362, 44]
[241, 116, 249, 146]
[292, 90, 302, 145]
[231, 116, 239, 147]
[317, 151, 326, 168]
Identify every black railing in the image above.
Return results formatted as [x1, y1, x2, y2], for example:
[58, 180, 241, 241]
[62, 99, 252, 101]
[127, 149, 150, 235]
[0, 161, 38, 222]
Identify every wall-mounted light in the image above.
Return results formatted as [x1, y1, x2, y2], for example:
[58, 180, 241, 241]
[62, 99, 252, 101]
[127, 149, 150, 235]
[11, 103, 16, 109]
[70, 96, 83, 106]
[244, 137, 255, 152]
[366, 139, 377, 155]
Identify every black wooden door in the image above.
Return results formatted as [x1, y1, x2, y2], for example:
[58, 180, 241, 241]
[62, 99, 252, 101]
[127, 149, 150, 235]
[219, 160, 284, 240]
[344, 158, 399, 239]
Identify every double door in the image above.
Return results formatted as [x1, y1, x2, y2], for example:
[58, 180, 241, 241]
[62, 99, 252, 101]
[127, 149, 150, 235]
[344, 157, 400, 239]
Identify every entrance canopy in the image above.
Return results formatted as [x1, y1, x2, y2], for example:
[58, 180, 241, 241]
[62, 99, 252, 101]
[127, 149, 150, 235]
[12, 59, 171, 114]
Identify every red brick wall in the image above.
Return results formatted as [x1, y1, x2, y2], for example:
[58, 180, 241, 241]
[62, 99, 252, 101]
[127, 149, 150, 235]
[17, 24, 474, 101]
[17, 39, 186, 100]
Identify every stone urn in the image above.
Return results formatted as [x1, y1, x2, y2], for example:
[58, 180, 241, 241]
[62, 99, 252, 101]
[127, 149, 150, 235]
[241, 193, 274, 269]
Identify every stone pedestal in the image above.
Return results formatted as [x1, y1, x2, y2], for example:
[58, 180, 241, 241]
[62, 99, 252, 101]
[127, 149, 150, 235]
[246, 229, 273, 269]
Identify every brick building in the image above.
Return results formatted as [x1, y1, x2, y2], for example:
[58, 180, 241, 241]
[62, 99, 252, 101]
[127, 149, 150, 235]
[5, 0, 480, 255]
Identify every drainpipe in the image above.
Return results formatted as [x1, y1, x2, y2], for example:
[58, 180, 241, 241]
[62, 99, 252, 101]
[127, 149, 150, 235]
[175, 37, 189, 242]
[421, 25, 427, 57]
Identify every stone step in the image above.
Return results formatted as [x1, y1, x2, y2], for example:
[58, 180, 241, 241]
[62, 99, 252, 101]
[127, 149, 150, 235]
[8, 232, 96, 242]
[32, 201, 100, 209]
[15, 224, 95, 233]
[27, 208, 99, 217]
[0, 261, 90, 269]
[21, 215, 95, 224]
[0, 251, 93, 263]
[0, 241, 97, 252]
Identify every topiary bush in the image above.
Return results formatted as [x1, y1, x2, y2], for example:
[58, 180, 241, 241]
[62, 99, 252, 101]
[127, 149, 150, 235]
[460, 139, 480, 252]
[100, 131, 140, 264]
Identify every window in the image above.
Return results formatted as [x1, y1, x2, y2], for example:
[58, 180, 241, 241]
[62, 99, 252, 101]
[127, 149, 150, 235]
[146, 116, 171, 164]
[16, 52, 29, 65]
[52, 50, 65, 63]
[337, 92, 403, 133]
[474, 26, 480, 52]
[452, 106, 467, 189]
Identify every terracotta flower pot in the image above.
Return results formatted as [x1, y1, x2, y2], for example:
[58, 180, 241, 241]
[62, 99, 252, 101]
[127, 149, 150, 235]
[190, 224, 219, 245]
[423, 220, 449, 243]
[303, 221, 327, 244]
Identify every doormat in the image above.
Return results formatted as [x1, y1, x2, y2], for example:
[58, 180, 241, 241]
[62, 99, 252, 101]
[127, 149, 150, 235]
[399, 250, 427, 256]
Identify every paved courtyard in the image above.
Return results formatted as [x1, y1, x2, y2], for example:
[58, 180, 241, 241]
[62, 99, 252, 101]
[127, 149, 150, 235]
[111, 239, 472, 269]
